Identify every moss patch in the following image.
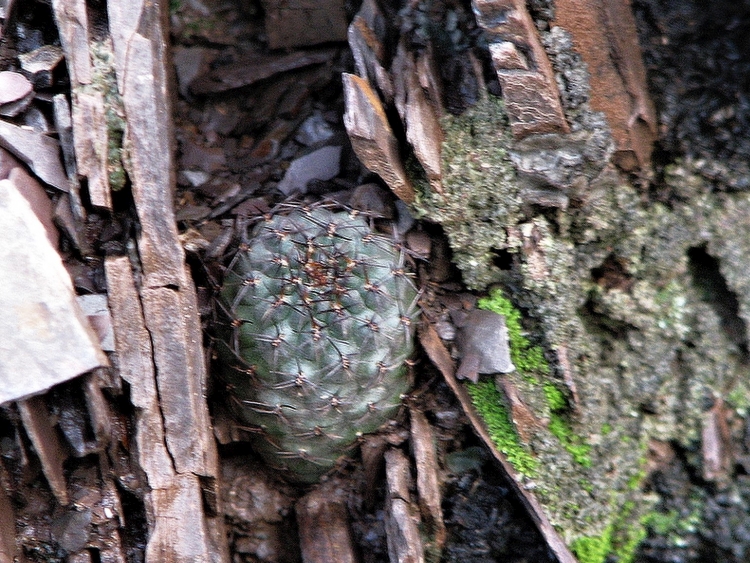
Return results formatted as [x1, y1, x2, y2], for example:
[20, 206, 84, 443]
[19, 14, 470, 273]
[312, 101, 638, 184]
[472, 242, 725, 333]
[466, 380, 538, 477]
[571, 502, 646, 563]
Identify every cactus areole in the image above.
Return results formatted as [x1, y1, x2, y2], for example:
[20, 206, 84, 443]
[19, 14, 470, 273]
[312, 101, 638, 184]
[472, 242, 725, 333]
[216, 207, 418, 483]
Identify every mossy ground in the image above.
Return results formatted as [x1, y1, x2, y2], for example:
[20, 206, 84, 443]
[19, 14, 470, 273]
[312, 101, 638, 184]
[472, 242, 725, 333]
[419, 94, 750, 560]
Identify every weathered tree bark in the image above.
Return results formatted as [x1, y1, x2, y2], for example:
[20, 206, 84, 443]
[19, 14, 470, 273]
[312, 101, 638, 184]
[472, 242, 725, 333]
[345, 0, 750, 561]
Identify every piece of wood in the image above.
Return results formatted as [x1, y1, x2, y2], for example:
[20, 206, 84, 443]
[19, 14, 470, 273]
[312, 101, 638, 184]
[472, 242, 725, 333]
[141, 284, 216, 476]
[103, 4, 227, 560]
[18, 396, 69, 505]
[106, 257, 227, 563]
[554, 0, 657, 171]
[296, 481, 358, 563]
[147, 474, 226, 563]
[348, 3, 394, 103]
[0, 463, 18, 563]
[472, 0, 569, 138]
[393, 42, 443, 195]
[343, 73, 415, 203]
[384, 448, 425, 563]
[409, 408, 446, 548]
[104, 256, 174, 489]
[72, 92, 112, 209]
[50, 0, 92, 86]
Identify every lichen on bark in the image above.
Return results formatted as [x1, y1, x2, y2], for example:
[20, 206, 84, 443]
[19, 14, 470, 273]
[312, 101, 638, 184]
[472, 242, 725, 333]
[415, 89, 750, 562]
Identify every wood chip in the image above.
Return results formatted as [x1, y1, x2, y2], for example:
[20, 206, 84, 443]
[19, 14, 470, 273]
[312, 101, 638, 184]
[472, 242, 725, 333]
[0, 179, 106, 405]
[82, 371, 112, 446]
[117, 34, 185, 287]
[296, 481, 358, 563]
[104, 256, 174, 488]
[496, 376, 545, 444]
[0, 477, 17, 561]
[18, 396, 70, 505]
[0, 120, 68, 191]
[409, 408, 446, 548]
[393, 42, 443, 194]
[51, 0, 92, 86]
[348, 8, 394, 103]
[472, 0, 569, 138]
[555, 0, 657, 171]
[702, 397, 733, 483]
[342, 73, 415, 203]
[147, 474, 227, 563]
[384, 448, 425, 563]
[106, 257, 228, 563]
[72, 92, 111, 209]
[141, 285, 217, 476]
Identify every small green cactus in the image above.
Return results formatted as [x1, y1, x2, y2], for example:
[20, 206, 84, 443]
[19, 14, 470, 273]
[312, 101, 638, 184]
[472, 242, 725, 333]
[216, 206, 418, 483]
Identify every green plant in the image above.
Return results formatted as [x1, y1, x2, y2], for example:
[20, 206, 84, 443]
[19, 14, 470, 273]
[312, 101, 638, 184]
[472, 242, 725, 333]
[467, 380, 538, 477]
[216, 207, 418, 483]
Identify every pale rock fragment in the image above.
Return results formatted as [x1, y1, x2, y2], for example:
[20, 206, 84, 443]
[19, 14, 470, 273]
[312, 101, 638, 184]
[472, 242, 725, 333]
[452, 309, 515, 382]
[0, 120, 68, 191]
[0, 179, 106, 405]
[0, 71, 34, 116]
[277, 145, 342, 196]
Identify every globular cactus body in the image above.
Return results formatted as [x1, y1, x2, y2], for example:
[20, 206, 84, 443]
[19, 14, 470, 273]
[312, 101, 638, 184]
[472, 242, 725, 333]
[217, 207, 418, 483]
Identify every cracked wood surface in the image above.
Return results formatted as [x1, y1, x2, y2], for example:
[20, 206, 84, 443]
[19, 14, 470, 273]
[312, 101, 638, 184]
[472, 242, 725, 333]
[472, 0, 569, 138]
[53, 0, 228, 561]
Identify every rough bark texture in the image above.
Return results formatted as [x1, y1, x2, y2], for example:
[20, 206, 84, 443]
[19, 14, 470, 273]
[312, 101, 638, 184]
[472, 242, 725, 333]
[411, 12, 750, 562]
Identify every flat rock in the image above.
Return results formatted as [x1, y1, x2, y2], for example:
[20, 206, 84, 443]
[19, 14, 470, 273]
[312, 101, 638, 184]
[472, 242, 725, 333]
[452, 309, 515, 381]
[0, 119, 68, 191]
[0, 71, 32, 104]
[18, 45, 64, 89]
[0, 179, 107, 405]
[0, 71, 33, 116]
[277, 145, 342, 196]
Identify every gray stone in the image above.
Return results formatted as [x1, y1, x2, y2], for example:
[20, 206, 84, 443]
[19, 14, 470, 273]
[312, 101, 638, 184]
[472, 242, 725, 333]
[277, 145, 342, 196]
[0, 179, 107, 405]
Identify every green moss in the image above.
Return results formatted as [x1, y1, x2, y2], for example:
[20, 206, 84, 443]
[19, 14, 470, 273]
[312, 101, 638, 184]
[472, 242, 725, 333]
[544, 381, 567, 411]
[467, 380, 538, 477]
[572, 502, 646, 563]
[413, 96, 520, 289]
[642, 510, 681, 536]
[477, 289, 550, 378]
[477, 289, 594, 466]
[601, 423, 612, 435]
[86, 40, 127, 192]
[549, 413, 592, 467]
[571, 529, 612, 563]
